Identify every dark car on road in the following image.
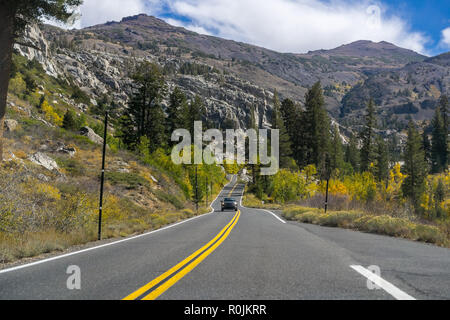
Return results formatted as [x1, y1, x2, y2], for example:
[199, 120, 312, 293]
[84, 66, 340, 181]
[221, 198, 238, 211]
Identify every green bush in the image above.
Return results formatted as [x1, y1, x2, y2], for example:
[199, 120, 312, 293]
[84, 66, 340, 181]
[153, 190, 184, 210]
[364, 216, 414, 238]
[105, 171, 149, 190]
[413, 224, 445, 244]
[56, 157, 86, 177]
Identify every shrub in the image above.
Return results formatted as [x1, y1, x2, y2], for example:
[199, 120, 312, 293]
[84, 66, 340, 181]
[363, 215, 414, 238]
[9, 74, 26, 95]
[56, 157, 86, 177]
[282, 206, 321, 219]
[41, 100, 63, 126]
[182, 209, 195, 218]
[297, 212, 320, 224]
[62, 109, 78, 130]
[105, 171, 149, 190]
[413, 224, 446, 244]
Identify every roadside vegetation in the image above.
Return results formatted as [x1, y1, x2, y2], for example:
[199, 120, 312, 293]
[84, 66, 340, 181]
[1, 55, 228, 265]
[244, 85, 449, 247]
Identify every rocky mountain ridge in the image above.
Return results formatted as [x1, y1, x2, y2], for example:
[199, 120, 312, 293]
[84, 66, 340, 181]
[15, 14, 450, 134]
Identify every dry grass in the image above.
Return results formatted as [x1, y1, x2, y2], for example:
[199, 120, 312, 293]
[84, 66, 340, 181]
[242, 193, 283, 210]
[281, 206, 449, 247]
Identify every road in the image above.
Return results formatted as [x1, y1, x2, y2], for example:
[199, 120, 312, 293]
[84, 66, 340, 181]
[0, 176, 449, 300]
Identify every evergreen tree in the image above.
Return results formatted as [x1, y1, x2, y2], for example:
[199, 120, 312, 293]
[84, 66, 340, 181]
[345, 132, 360, 172]
[303, 82, 330, 174]
[0, 0, 83, 161]
[120, 62, 167, 152]
[91, 94, 121, 120]
[280, 98, 304, 165]
[375, 136, 389, 183]
[62, 109, 77, 131]
[329, 124, 344, 173]
[117, 113, 138, 149]
[183, 95, 206, 137]
[422, 131, 432, 168]
[431, 96, 448, 173]
[360, 99, 377, 172]
[440, 95, 448, 131]
[272, 90, 293, 168]
[166, 87, 188, 142]
[402, 121, 428, 212]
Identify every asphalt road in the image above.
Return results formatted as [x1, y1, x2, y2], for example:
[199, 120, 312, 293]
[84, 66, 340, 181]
[0, 176, 449, 300]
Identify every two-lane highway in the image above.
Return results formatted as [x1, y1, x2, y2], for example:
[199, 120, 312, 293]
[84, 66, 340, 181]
[0, 176, 449, 300]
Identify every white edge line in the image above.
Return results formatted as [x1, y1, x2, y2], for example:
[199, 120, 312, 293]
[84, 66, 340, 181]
[350, 265, 416, 300]
[0, 177, 237, 275]
[239, 185, 286, 224]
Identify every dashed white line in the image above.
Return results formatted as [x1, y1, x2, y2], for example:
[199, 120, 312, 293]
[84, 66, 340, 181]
[350, 265, 416, 300]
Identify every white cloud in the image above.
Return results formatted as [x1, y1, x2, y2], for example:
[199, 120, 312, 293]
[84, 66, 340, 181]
[77, 0, 147, 28]
[162, 0, 429, 54]
[165, 18, 212, 35]
[49, 0, 430, 55]
[441, 27, 450, 47]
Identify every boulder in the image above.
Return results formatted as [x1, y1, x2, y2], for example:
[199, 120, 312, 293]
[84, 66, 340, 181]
[28, 152, 59, 171]
[57, 145, 77, 157]
[80, 126, 104, 145]
[4, 119, 18, 132]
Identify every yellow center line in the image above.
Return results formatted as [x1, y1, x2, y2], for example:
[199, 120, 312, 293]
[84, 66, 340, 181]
[123, 210, 240, 300]
[228, 183, 239, 196]
[142, 210, 240, 300]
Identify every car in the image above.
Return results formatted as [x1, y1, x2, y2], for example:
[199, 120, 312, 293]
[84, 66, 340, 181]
[221, 198, 238, 211]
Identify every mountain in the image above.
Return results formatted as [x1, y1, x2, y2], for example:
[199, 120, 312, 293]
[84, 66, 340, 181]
[18, 14, 448, 132]
[341, 52, 450, 125]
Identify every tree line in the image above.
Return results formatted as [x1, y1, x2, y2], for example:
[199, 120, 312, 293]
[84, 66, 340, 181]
[117, 61, 207, 153]
[256, 81, 448, 215]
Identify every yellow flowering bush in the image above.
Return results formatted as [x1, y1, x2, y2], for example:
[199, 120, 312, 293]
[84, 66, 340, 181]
[41, 100, 63, 126]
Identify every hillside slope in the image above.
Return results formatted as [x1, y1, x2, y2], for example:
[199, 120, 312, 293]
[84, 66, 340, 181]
[35, 14, 447, 130]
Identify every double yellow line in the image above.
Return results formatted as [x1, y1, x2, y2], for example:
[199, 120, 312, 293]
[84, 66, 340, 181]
[228, 183, 239, 197]
[123, 210, 241, 300]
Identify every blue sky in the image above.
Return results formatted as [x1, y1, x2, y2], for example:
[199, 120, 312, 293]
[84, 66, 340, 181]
[381, 0, 450, 55]
[73, 0, 450, 56]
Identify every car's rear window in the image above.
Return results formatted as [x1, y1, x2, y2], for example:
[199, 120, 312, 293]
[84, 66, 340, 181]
[224, 198, 235, 201]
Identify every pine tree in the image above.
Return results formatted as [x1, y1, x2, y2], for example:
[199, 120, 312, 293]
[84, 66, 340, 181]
[422, 131, 432, 168]
[120, 62, 167, 152]
[272, 90, 293, 168]
[440, 95, 448, 132]
[360, 99, 377, 172]
[166, 87, 188, 143]
[402, 121, 428, 212]
[375, 136, 389, 183]
[329, 124, 344, 173]
[62, 109, 77, 131]
[431, 99, 448, 173]
[184, 95, 206, 138]
[345, 132, 360, 172]
[303, 82, 330, 174]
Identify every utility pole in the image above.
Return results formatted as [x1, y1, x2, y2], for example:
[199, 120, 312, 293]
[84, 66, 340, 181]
[98, 111, 108, 240]
[205, 176, 208, 208]
[324, 154, 331, 214]
[195, 165, 199, 213]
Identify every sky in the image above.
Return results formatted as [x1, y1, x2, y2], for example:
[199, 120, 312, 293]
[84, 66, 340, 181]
[61, 0, 450, 56]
